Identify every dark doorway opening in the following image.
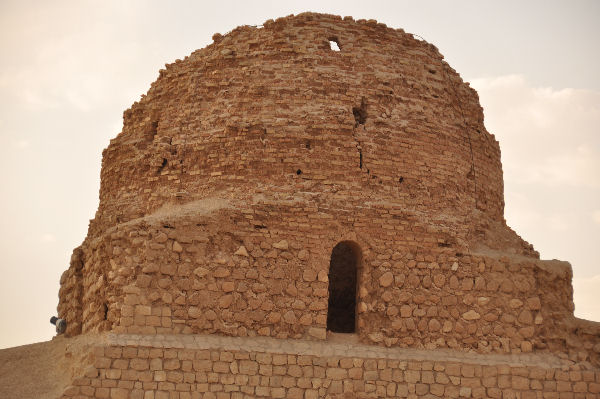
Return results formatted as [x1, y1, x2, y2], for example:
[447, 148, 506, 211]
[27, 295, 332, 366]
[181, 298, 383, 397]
[326, 241, 360, 333]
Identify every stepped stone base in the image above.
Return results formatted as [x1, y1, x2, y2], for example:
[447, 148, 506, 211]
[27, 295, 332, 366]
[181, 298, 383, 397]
[55, 333, 600, 398]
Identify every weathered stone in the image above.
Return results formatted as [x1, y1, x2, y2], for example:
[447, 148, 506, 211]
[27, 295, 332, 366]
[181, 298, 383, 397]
[193, 267, 209, 278]
[308, 327, 326, 340]
[462, 310, 481, 321]
[272, 240, 289, 250]
[218, 295, 233, 308]
[234, 246, 249, 257]
[509, 299, 523, 309]
[214, 267, 230, 278]
[172, 241, 183, 253]
[379, 272, 394, 287]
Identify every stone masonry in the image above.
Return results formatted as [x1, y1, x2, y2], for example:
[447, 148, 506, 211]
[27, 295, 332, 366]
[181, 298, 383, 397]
[55, 12, 599, 398]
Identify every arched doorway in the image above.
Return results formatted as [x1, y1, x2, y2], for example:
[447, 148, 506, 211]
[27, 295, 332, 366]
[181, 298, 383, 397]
[326, 241, 360, 333]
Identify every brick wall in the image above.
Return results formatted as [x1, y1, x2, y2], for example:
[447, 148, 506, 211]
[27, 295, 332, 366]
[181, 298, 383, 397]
[60, 334, 600, 398]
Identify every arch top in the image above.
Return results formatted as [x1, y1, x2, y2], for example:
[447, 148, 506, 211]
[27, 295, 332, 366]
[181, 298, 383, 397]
[333, 240, 362, 258]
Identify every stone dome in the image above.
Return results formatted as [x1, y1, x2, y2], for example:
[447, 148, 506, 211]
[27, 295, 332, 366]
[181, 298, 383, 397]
[93, 12, 504, 240]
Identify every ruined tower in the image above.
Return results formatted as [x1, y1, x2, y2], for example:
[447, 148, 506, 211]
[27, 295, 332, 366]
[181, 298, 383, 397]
[50, 13, 599, 398]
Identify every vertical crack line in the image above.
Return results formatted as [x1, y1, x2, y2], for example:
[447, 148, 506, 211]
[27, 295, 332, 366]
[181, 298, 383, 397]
[352, 126, 365, 171]
[359, 148, 363, 169]
[352, 97, 369, 173]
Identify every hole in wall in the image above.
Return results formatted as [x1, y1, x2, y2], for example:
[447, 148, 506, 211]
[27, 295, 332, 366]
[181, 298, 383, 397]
[103, 303, 108, 320]
[157, 158, 167, 174]
[149, 120, 158, 139]
[328, 37, 341, 51]
[254, 224, 267, 229]
[466, 166, 475, 180]
[352, 97, 367, 127]
[305, 141, 311, 149]
[327, 241, 360, 333]
[398, 176, 404, 183]
[296, 169, 302, 175]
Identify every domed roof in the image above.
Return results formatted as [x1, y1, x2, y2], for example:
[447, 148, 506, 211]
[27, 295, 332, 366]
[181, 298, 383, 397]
[93, 12, 504, 240]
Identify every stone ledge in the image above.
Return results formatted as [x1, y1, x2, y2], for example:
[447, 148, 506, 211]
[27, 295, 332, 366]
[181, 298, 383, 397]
[106, 332, 572, 369]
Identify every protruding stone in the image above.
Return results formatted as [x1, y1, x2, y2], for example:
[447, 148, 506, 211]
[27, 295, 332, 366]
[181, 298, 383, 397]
[218, 295, 233, 308]
[379, 271, 394, 287]
[214, 267, 230, 278]
[368, 332, 384, 343]
[518, 309, 533, 324]
[428, 318, 441, 332]
[358, 286, 368, 299]
[83, 365, 98, 378]
[283, 310, 297, 323]
[462, 310, 480, 320]
[172, 241, 183, 253]
[442, 320, 453, 332]
[222, 281, 235, 292]
[317, 270, 328, 282]
[188, 307, 202, 318]
[272, 240, 289, 250]
[234, 246, 249, 257]
[509, 299, 523, 309]
[193, 267, 209, 278]
[477, 297, 490, 306]
[400, 305, 412, 318]
[519, 326, 535, 338]
[526, 297, 541, 310]
[303, 269, 317, 282]
[308, 327, 326, 340]
[155, 232, 168, 243]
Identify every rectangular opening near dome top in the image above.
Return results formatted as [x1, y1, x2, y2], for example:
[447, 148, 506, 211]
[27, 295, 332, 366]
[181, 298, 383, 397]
[329, 39, 341, 51]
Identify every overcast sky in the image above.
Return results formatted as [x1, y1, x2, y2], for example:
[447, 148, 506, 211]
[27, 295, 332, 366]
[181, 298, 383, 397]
[1, 0, 598, 349]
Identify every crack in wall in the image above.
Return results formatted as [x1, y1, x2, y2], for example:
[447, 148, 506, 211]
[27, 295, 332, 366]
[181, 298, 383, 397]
[351, 97, 369, 173]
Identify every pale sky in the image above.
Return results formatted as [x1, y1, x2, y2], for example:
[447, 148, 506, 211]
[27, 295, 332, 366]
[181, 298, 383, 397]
[0, 0, 598, 349]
